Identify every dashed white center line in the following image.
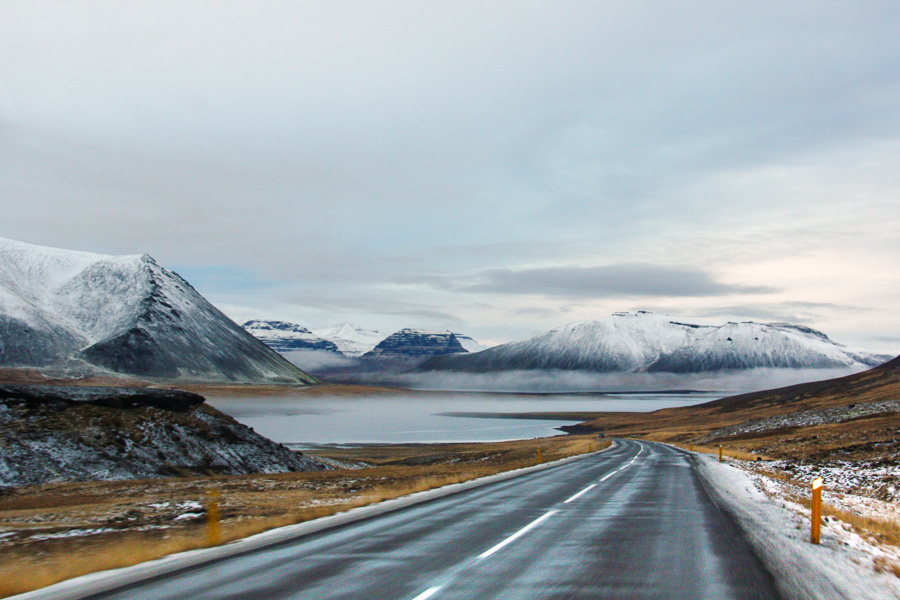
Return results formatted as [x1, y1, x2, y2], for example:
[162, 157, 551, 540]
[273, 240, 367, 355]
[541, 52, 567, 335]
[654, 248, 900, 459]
[477, 510, 559, 559]
[598, 447, 643, 482]
[409, 447, 648, 598]
[564, 483, 596, 504]
[410, 586, 442, 600]
[599, 470, 617, 481]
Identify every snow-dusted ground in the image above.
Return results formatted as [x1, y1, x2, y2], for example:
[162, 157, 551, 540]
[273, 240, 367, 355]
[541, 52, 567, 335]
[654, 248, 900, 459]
[311, 323, 382, 357]
[698, 454, 900, 599]
[699, 400, 900, 445]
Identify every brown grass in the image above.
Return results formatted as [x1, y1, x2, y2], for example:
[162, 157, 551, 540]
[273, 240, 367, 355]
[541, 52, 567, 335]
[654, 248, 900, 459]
[0, 434, 605, 597]
[665, 441, 768, 462]
[566, 360, 900, 464]
[753, 470, 900, 571]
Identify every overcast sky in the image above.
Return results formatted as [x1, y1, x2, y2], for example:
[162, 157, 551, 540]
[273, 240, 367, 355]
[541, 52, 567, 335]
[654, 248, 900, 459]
[2, 1, 900, 352]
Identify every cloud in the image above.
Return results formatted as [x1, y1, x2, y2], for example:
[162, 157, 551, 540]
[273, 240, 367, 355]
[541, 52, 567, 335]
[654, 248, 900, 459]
[390, 367, 870, 394]
[464, 264, 774, 299]
[692, 302, 871, 325]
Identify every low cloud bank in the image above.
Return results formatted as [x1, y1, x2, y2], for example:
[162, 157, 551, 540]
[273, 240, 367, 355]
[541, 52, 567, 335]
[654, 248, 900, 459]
[280, 350, 359, 375]
[389, 367, 870, 394]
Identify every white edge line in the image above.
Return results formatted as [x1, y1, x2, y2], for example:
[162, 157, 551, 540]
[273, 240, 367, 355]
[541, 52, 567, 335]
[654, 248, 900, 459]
[410, 586, 442, 600]
[564, 483, 596, 504]
[477, 510, 559, 560]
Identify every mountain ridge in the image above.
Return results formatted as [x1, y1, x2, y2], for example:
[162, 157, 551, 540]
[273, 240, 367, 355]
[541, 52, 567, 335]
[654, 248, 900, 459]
[420, 311, 888, 374]
[0, 237, 317, 385]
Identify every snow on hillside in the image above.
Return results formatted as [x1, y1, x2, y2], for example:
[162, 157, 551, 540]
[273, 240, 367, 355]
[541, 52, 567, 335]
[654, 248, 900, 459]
[0, 237, 317, 385]
[422, 311, 708, 372]
[312, 323, 383, 357]
[454, 333, 488, 353]
[0, 385, 329, 486]
[242, 320, 339, 353]
[647, 321, 885, 372]
[361, 328, 467, 364]
[421, 311, 886, 374]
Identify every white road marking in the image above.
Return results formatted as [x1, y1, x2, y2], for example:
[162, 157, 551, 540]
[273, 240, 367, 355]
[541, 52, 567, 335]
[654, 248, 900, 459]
[410, 586, 442, 600]
[599, 470, 617, 481]
[477, 510, 559, 559]
[564, 484, 596, 504]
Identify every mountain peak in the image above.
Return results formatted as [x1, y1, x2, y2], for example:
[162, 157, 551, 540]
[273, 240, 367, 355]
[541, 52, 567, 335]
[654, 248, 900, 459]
[0, 238, 317, 385]
[420, 313, 886, 375]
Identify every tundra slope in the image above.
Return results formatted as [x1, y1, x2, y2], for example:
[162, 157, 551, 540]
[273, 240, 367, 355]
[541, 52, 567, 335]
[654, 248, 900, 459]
[0, 237, 316, 385]
[421, 311, 887, 374]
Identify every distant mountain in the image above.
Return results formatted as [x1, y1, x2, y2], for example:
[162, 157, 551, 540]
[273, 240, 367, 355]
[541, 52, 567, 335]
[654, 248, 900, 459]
[361, 328, 468, 368]
[454, 333, 489, 353]
[311, 323, 382, 357]
[420, 311, 888, 374]
[0, 237, 317, 385]
[645, 321, 884, 372]
[242, 320, 339, 353]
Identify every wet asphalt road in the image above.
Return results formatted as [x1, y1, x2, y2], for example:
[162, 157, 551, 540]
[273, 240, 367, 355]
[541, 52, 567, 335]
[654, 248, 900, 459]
[81, 440, 780, 600]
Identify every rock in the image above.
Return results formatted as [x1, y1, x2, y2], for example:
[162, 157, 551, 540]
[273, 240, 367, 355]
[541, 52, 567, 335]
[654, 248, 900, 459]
[0, 384, 204, 412]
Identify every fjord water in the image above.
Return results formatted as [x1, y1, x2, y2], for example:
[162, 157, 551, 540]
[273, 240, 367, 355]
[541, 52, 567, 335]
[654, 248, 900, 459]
[206, 391, 722, 445]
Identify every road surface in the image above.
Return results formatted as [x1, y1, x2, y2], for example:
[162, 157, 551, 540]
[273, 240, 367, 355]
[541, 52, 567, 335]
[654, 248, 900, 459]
[79, 440, 780, 600]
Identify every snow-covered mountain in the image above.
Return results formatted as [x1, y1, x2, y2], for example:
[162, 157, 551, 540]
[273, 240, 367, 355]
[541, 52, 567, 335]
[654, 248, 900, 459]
[0, 237, 317, 385]
[242, 320, 339, 353]
[311, 323, 382, 357]
[420, 312, 888, 374]
[454, 333, 489, 353]
[645, 321, 884, 372]
[361, 328, 468, 367]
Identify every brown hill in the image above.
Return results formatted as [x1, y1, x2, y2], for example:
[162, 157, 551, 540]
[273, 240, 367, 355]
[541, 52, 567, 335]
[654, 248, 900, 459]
[566, 358, 900, 462]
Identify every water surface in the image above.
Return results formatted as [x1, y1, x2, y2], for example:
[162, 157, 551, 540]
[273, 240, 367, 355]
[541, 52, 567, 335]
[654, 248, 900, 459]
[207, 390, 724, 446]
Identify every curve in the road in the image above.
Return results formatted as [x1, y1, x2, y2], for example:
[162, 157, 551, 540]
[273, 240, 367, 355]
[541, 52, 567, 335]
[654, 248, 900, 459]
[62, 440, 781, 600]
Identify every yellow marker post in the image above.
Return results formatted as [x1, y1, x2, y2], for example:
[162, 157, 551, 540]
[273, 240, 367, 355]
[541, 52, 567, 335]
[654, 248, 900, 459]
[811, 478, 823, 544]
[537, 448, 542, 464]
[718, 446, 723, 462]
[207, 489, 221, 547]
[589, 443, 593, 453]
[689, 442, 694, 452]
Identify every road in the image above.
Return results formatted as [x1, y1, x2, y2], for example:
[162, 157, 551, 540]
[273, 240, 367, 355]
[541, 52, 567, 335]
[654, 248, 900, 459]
[80, 440, 780, 600]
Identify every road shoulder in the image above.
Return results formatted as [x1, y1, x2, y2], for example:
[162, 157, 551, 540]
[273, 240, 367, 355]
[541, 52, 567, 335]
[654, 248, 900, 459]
[695, 454, 900, 600]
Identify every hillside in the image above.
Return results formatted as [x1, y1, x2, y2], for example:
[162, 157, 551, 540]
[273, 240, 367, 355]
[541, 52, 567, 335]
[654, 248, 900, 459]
[361, 328, 467, 369]
[242, 320, 339, 353]
[566, 356, 900, 464]
[0, 385, 330, 487]
[311, 324, 382, 357]
[0, 237, 317, 386]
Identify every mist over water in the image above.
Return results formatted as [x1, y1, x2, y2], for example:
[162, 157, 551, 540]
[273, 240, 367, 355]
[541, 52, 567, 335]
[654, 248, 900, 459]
[208, 367, 867, 445]
[393, 367, 868, 393]
[208, 390, 722, 446]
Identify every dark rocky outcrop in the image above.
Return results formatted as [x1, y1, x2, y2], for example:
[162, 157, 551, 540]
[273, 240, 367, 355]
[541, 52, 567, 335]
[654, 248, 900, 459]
[361, 329, 466, 369]
[0, 384, 204, 412]
[242, 320, 341, 353]
[0, 385, 330, 487]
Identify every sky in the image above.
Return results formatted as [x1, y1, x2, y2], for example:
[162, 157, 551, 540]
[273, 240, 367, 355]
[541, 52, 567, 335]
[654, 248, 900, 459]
[2, 1, 900, 353]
